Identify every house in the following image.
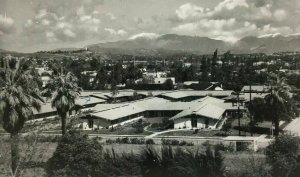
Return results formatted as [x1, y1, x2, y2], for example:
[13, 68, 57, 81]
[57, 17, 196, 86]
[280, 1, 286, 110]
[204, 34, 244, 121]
[241, 85, 270, 93]
[154, 77, 175, 84]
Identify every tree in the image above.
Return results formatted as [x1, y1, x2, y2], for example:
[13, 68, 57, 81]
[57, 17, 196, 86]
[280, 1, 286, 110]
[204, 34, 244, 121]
[47, 72, 82, 135]
[0, 57, 43, 176]
[46, 130, 103, 177]
[266, 74, 297, 136]
[163, 79, 174, 90]
[211, 49, 218, 81]
[132, 119, 144, 133]
[250, 75, 298, 136]
[266, 134, 300, 177]
[200, 56, 209, 82]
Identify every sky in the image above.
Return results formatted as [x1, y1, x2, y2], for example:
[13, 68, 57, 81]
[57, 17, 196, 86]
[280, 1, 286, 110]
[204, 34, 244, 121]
[0, 0, 300, 52]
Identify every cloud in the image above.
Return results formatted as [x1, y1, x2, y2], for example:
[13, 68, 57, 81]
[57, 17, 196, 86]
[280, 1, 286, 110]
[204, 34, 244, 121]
[36, 9, 47, 19]
[42, 19, 50, 26]
[273, 9, 287, 21]
[0, 14, 15, 35]
[171, 0, 300, 42]
[63, 29, 76, 38]
[106, 13, 116, 20]
[175, 3, 207, 20]
[104, 28, 127, 36]
[129, 33, 160, 40]
[215, 0, 249, 11]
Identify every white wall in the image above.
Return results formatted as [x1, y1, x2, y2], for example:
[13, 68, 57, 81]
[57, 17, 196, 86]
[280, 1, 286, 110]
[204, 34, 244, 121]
[174, 117, 218, 129]
[174, 118, 192, 129]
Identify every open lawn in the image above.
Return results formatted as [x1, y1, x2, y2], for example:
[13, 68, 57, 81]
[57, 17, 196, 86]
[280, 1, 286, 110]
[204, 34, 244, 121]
[0, 137, 267, 177]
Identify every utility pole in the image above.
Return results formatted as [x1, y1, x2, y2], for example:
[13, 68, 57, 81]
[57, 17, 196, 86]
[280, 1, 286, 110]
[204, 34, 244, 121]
[249, 84, 253, 136]
[237, 91, 241, 136]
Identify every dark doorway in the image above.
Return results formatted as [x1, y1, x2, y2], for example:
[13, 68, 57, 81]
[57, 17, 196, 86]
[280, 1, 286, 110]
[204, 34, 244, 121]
[88, 119, 94, 129]
[205, 119, 209, 128]
[191, 117, 197, 128]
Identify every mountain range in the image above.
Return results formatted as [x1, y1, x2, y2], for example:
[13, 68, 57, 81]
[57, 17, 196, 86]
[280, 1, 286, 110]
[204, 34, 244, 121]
[1, 34, 300, 55]
[87, 34, 300, 55]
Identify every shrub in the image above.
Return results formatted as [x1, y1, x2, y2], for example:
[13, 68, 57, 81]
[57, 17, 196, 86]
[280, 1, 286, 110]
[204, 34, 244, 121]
[186, 142, 194, 146]
[106, 139, 116, 144]
[45, 130, 103, 177]
[161, 139, 171, 145]
[179, 140, 187, 146]
[170, 139, 179, 145]
[145, 139, 155, 145]
[266, 134, 300, 177]
[130, 138, 145, 144]
[120, 137, 130, 144]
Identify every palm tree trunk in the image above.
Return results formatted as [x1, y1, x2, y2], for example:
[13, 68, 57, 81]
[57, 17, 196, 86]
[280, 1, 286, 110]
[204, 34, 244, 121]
[61, 112, 67, 135]
[274, 117, 280, 136]
[11, 132, 19, 176]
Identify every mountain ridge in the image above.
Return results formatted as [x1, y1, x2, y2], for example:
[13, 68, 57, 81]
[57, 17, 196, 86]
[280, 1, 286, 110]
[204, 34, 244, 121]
[86, 34, 300, 55]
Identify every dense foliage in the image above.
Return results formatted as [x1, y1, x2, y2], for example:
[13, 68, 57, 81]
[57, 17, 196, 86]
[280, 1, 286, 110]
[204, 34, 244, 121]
[46, 131, 225, 177]
[266, 134, 300, 177]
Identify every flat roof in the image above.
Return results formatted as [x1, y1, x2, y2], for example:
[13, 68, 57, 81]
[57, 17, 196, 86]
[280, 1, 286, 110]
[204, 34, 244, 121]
[75, 96, 106, 106]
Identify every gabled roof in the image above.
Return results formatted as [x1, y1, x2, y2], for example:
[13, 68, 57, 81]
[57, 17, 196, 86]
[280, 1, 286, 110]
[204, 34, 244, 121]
[170, 103, 226, 120]
[192, 96, 225, 104]
[91, 103, 144, 120]
[283, 118, 300, 135]
[194, 104, 226, 120]
[159, 90, 233, 99]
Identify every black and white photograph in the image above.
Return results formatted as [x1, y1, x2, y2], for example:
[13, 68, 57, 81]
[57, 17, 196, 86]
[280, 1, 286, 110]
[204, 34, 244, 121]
[1, 0, 300, 176]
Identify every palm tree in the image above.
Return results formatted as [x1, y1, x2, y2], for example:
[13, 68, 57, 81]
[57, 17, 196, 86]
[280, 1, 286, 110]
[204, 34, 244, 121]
[50, 72, 81, 135]
[0, 57, 43, 175]
[265, 74, 297, 136]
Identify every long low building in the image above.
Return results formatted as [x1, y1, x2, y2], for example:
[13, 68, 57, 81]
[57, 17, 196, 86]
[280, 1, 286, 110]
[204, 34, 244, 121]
[81, 96, 244, 130]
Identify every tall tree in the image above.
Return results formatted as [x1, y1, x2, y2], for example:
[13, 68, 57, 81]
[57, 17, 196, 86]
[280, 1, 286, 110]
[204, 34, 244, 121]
[48, 72, 82, 135]
[0, 57, 43, 175]
[265, 74, 297, 136]
[200, 56, 209, 82]
[250, 74, 298, 136]
[211, 49, 218, 81]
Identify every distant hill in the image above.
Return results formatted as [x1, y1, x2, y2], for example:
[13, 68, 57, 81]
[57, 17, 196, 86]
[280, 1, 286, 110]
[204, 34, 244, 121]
[3, 34, 300, 55]
[0, 48, 18, 54]
[233, 35, 300, 53]
[87, 34, 230, 55]
[86, 34, 300, 55]
[51, 48, 85, 52]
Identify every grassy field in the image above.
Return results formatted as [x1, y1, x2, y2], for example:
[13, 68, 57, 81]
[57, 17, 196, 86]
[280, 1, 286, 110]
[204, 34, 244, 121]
[0, 138, 267, 177]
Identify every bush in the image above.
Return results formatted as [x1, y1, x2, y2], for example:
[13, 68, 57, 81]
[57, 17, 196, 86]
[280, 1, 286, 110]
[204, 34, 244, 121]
[45, 130, 103, 177]
[120, 137, 130, 144]
[161, 139, 171, 145]
[171, 139, 179, 145]
[186, 142, 194, 146]
[266, 134, 300, 177]
[179, 140, 187, 146]
[145, 139, 155, 145]
[106, 139, 116, 144]
[130, 138, 145, 144]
